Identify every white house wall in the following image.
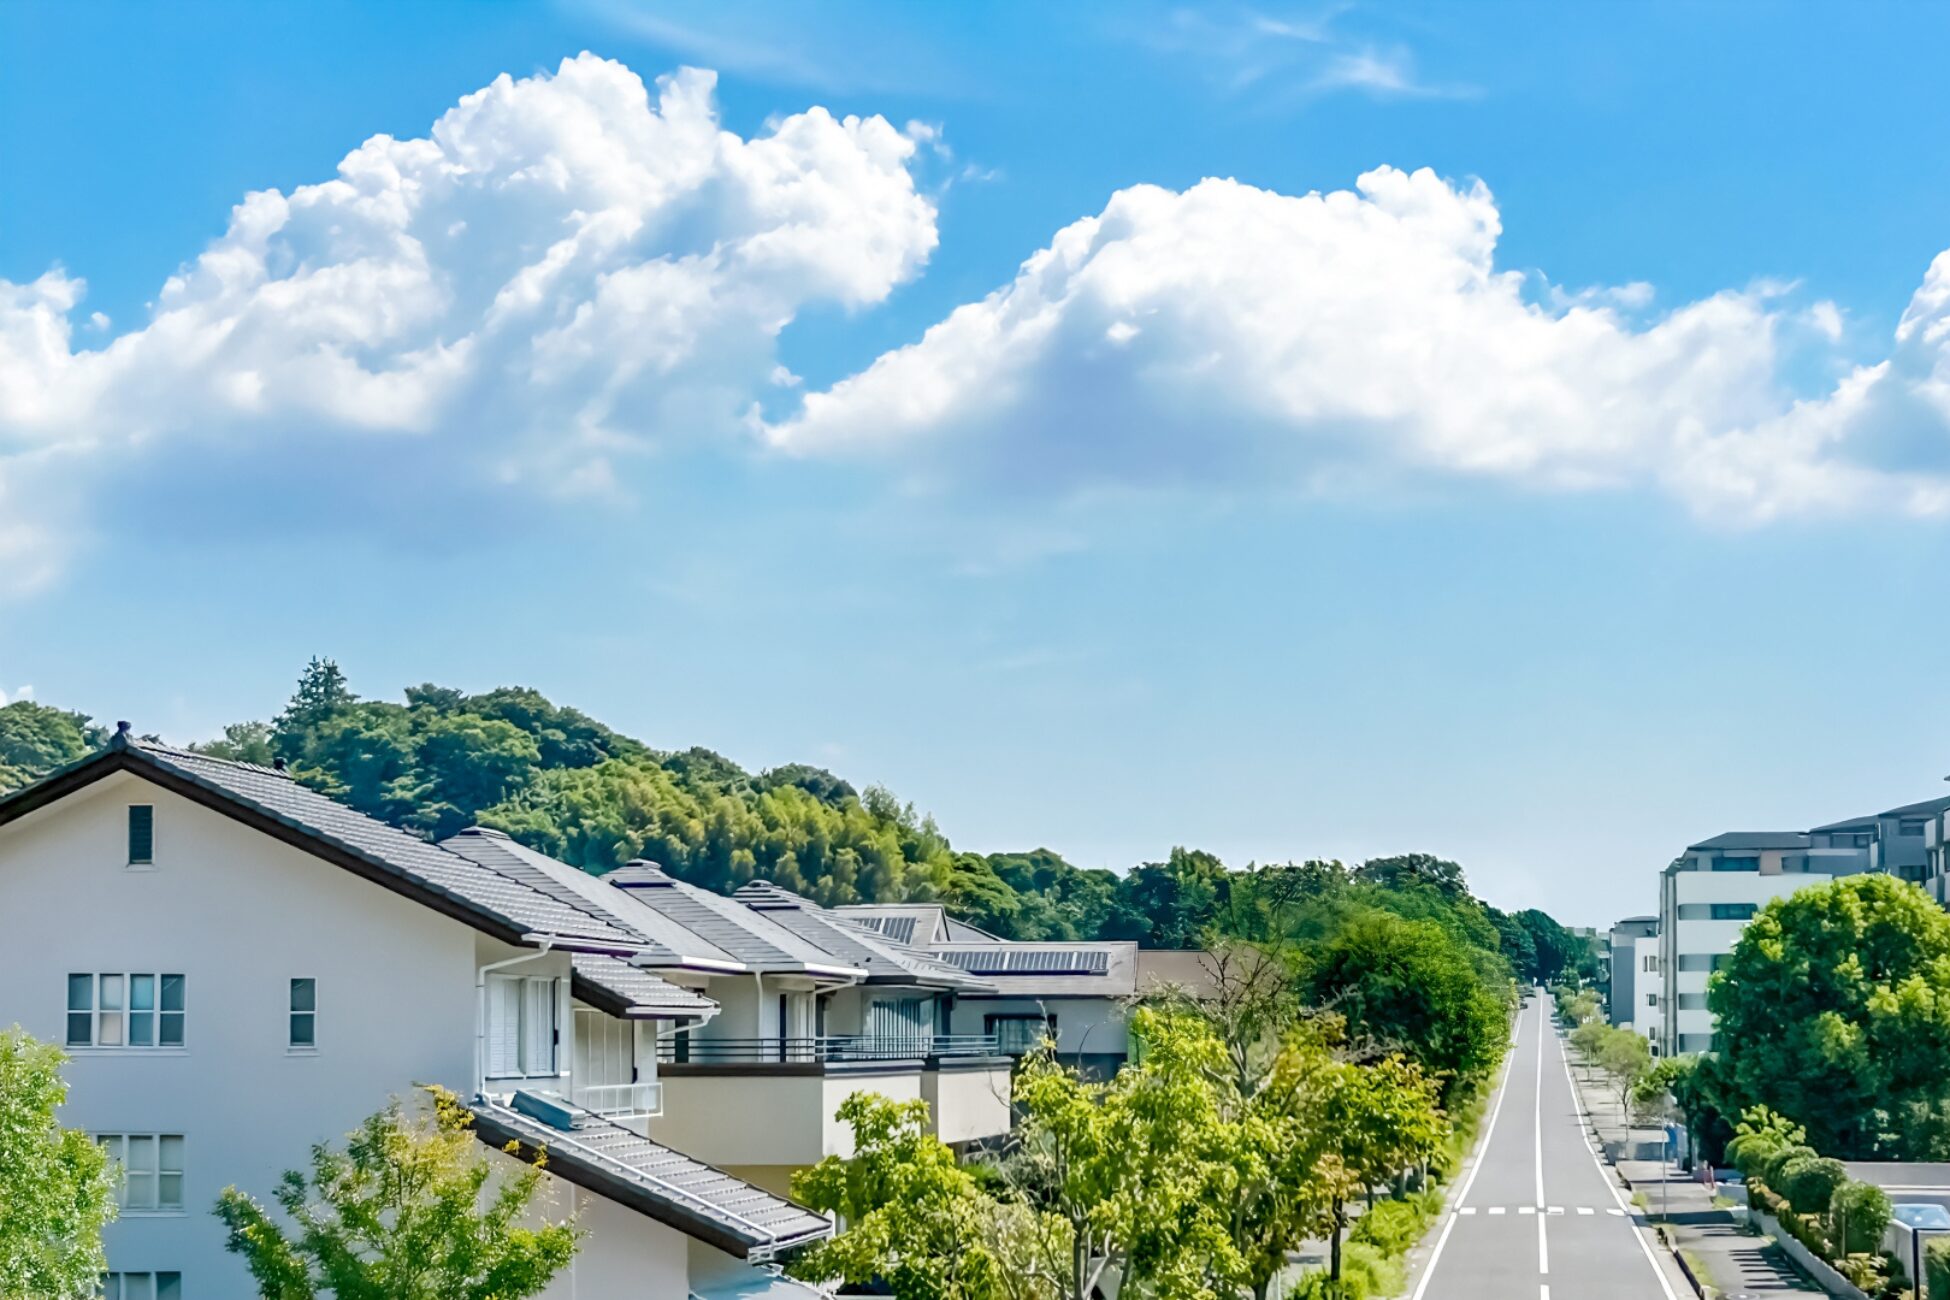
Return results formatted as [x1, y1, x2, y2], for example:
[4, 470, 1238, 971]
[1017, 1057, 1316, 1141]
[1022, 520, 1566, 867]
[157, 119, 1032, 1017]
[0, 772, 481, 1297]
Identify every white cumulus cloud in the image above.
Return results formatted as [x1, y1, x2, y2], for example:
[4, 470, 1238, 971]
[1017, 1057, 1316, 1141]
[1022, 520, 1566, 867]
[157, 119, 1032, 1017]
[0, 54, 937, 595]
[764, 166, 1950, 521]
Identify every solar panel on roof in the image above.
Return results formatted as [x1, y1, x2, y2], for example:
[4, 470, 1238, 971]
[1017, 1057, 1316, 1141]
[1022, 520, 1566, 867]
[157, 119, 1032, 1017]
[941, 948, 1111, 976]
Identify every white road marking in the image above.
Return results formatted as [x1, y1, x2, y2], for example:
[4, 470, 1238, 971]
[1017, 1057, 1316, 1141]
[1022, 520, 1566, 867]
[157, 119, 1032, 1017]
[1547, 1206, 1564, 1215]
[1541, 1287, 1551, 1300]
[1578, 1206, 1595, 1215]
[1491, 1206, 1508, 1215]
[1535, 1000, 1548, 1277]
[1553, 1015, 1682, 1300]
[1519, 1205, 1536, 1215]
[1407, 997, 1527, 1300]
[1608, 1208, 1626, 1217]
[1460, 1207, 1478, 1215]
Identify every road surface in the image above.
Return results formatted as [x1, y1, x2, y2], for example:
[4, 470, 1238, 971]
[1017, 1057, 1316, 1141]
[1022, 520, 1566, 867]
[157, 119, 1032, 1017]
[1409, 993, 1681, 1300]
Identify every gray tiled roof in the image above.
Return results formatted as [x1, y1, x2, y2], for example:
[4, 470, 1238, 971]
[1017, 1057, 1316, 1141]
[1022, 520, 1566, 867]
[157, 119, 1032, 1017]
[469, 1100, 831, 1260]
[441, 829, 742, 970]
[601, 863, 863, 976]
[126, 743, 643, 949]
[735, 882, 992, 991]
[1686, 831, 1812, 852]
[1878, 794, 1950, 819]
[570, 955, 717, 1018]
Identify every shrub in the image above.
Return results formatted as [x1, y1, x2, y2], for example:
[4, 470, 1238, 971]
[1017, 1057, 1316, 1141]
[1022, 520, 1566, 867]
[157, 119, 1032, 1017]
[1831, 1179, 1893, 1256]
[1351, 1198, 1429, 1255]
[1727, 1106, 1807, 1183]
[1762, 1144, 1818, 1192]
[1782, 1156, 1848, 1217]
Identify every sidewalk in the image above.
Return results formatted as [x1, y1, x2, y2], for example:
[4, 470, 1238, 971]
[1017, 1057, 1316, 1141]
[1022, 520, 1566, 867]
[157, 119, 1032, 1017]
[1567, 1062, 1827, 1299]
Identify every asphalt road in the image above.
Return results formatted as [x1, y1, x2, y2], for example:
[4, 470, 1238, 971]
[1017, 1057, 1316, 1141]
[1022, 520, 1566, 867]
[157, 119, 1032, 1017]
[1409, 993, 1681, 1300]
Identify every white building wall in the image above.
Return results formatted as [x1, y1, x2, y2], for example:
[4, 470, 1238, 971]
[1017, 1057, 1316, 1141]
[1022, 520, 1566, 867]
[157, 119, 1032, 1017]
[1661, 867, 1834, 1053]
[0, 770, 715, 1298]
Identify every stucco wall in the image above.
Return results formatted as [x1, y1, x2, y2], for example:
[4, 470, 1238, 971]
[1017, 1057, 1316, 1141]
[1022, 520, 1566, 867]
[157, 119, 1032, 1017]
[922, 1062, 1013, 1144]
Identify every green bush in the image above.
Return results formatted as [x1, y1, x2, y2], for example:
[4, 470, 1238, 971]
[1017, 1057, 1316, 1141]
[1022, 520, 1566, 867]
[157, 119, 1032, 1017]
[1782, 1156, 1848, 1217]
[1350, 1196, 1435, 1256]
[1293, 1242, 1405, 1300]
[1762, 1144, 1817, 1191]
[1830, 1179, 1893, 1256]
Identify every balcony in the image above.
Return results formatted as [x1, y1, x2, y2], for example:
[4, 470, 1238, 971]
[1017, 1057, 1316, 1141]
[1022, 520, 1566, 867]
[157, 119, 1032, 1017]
[571, 1080, 664, 1120]
[647, 1035, 1012, 1169]
[656, 1034, 1000, 1065]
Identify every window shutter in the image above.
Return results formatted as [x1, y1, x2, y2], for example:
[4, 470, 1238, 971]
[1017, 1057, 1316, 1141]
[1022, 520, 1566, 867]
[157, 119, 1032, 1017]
[522, 978, 556, 1076]
[487, 977, 521, 1077]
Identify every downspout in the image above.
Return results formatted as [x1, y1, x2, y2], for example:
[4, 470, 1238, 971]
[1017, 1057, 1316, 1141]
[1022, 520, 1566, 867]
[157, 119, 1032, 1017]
[475, 937, 557, 1100]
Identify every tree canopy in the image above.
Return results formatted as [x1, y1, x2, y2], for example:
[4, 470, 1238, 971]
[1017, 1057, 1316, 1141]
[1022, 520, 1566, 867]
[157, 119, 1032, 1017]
[1711, 872, 1950, 1158]
[0, 1028, 118, 1298]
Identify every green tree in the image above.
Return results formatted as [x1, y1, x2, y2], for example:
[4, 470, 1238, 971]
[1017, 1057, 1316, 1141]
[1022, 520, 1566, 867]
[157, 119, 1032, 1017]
[789, 1093, 1064, 1299]
[191, 721, 276, 766]
[1710, 873, 1950, 1156]
[1353, 854, 1469, 900]
[1002, 1007, 1243, 1300]
[0, 1028, 118, 1298]
[214, 1088, 580, 1300]
[1312, 1053, 1446, 1287]
[1300, 913, 1507, 1106]
[0, 701, 105, 791]
[271, 657, 356, 765]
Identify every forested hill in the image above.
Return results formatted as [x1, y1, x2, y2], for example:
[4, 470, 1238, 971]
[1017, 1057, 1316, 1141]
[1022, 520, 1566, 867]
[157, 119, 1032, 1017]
[0, 661, 1593, 978]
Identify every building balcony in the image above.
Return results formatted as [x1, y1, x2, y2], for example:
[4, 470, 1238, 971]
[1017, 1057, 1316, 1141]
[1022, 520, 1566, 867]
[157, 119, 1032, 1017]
[571, 1080, 664, 1121]
[656, 1034, 999, 1066]
[647, 1036, 1013, 1171]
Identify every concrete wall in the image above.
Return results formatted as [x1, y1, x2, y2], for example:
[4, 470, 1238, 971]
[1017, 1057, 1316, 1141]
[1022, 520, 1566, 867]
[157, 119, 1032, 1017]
[922, 1061, 1013, 1145]
[651, 1065, 925, 1166]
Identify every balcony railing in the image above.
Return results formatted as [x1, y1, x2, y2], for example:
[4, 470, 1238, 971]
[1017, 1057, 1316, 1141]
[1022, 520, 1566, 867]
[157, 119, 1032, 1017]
[657, 1034, 1000, 1065]
[570, 1080, 665, 1118]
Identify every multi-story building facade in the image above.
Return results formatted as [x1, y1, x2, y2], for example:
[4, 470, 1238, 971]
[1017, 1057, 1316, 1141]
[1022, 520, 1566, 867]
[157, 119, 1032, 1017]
[0, 732, 1019, 1298]
[1607, 915, 1656, 1031]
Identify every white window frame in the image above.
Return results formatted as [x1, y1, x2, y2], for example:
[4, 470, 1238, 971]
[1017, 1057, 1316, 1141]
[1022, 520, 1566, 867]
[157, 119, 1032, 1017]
[67, 973, 185, 1051]
[486, 975, 561, 1081]
[96, 1133, 185, 1214]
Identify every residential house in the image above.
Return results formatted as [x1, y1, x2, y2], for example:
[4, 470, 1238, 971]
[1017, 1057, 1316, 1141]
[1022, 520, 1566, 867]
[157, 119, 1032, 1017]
[0, 732, 835, 1299]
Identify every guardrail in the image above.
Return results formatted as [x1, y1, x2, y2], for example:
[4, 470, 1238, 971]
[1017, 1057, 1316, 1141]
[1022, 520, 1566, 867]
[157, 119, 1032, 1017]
[571, 1081, 664, 1118]
[657, 1034, 1000, 1064]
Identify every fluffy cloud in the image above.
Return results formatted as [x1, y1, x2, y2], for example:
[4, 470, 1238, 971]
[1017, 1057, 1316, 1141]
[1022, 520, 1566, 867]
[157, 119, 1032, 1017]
[0, 54, 936, 594]
[765, 166, 1950, 520]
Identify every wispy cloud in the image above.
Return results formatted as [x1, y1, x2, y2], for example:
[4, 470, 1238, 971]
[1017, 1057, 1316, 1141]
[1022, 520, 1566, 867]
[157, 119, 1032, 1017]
[1128, 4, 1475, 104]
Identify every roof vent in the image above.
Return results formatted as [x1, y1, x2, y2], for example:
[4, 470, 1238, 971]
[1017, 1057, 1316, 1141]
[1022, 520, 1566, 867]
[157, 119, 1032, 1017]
[272, 757, 288, 774]
[108, 721, 132, 751]
[605, 860, 674, 891]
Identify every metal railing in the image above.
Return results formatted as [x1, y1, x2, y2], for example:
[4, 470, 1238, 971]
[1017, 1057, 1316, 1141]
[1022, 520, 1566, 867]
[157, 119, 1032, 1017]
[570, 1080, 665, 1118]
[657, 1033, 1000, 1065]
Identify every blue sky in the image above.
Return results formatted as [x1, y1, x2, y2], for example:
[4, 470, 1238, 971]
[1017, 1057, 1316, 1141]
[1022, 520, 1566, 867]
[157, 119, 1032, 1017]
[5, 1, 1950, 924]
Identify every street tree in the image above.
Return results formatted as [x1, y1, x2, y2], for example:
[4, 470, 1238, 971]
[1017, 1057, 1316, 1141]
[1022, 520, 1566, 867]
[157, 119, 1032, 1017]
[789, 1093, 1065, 1299]
[214, 1087, 580, 1300]
[1710, 873, 1950, 1157]
[0, 1028, 118, 1298]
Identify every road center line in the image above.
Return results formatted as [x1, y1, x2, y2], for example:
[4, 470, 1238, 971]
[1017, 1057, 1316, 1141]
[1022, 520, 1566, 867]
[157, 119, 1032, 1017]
[1534, 996, 1548, 1275]
[1406, 993, 1526, 1300]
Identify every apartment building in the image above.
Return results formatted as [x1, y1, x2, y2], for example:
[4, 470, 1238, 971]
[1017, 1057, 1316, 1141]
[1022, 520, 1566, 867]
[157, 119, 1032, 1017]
[0, 731, 1013, 1297]
[1607, 915, 1657, 1033]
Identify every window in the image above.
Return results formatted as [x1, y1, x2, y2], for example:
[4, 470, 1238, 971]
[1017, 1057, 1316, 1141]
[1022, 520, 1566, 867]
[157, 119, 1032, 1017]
[128, 805, 155, 865]
[101, 1273, 180, 1300]
[68, 974, 184, 1049]
[986, 1013, 1056, 1056]
[1709, 903, 1757, 921]
[1708, 856, 1760, 872]
[485, 976, 558, 1079]
[96, 1134, 184, 1212]
[1641, 954, 1657, 972]
[289, 979, 316, 1049]
[1676, 954, 1717, 972]
[1644, 993, 1657, 1006]
[1678, 994, 1709, 1010]
[1901, 819, 1929, 837]
[1677, 1033, 1715, 1053]
[867, 996, 933, 1053]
